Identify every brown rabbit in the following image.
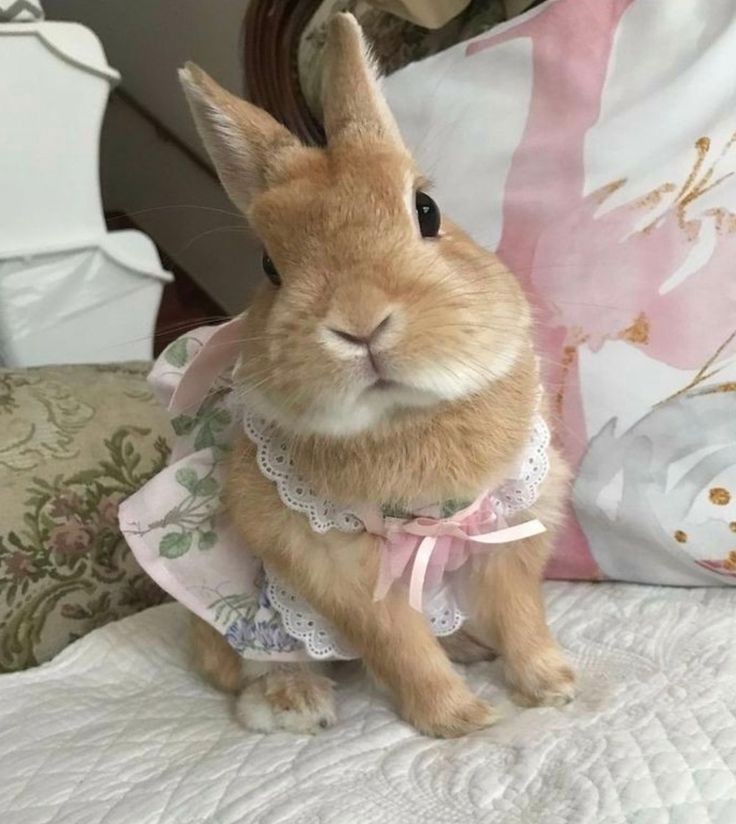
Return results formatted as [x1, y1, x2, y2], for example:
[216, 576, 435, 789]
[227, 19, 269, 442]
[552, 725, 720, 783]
[180, 12, 574, 738]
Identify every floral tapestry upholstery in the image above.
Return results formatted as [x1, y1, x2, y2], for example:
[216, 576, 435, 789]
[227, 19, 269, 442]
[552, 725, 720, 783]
[0, 363, 171, 672]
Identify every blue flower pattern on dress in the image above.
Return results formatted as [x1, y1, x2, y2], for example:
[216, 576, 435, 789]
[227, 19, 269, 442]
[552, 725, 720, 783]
[224, 586, 302, 654]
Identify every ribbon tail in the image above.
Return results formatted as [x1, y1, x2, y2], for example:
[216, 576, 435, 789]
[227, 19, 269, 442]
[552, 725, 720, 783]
[373, 543, 395, 603]
[408, 535, 437, 612]
[469, 518, 547, 545]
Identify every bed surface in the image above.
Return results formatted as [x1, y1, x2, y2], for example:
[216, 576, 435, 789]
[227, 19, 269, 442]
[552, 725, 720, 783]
[2, 582, 735, 823]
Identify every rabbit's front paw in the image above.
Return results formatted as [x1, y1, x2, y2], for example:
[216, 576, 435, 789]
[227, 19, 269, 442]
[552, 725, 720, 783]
[404, 685, 499, 738]
[235, 670, 336, 734]
[507, 646, 576, 708]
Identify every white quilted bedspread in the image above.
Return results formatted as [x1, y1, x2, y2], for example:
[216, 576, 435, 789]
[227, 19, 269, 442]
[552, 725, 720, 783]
[2, 583, 736, 824]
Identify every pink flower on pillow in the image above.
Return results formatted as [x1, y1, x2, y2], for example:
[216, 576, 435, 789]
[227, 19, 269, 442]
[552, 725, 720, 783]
[469, 0, 736, 580]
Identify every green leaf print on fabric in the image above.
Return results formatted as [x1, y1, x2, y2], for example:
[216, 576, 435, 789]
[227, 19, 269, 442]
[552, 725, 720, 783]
[196, 477, 218, 496]
[152, 465, 223, 560]
[441, 499, 473, 518]
[193, 406, 232, 452]
[175, 467, 199, 493]
[171, 414, 195, 436]
[381, 501, 412, 519]
[159, 532, 193, 558]
[164, 337, 191, 368]
[170, 389, 233, 455]
[381, 498, 473, 520]
[198, 531, 217, 551]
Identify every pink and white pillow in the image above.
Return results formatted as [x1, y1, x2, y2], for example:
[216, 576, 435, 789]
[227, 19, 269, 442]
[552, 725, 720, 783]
[386, 0, 736, 584]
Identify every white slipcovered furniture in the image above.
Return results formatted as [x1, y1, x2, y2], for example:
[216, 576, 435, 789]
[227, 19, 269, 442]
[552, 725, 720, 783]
[0, 3, 170, 366]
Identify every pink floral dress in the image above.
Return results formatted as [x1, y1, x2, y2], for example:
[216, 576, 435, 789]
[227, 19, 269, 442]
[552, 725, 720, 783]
[119, 320, 550, 661]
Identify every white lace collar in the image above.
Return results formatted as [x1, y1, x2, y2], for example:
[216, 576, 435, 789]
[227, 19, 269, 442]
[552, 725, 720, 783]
[242, 408, 551, 535]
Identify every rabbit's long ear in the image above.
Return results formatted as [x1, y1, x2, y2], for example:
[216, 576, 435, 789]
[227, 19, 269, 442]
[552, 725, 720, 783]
[321, 13, 405, 148]
[179, 63, 301, 213]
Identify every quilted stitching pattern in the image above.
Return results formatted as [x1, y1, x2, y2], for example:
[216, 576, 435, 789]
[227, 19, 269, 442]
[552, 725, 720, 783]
[1, 583, 735, 823]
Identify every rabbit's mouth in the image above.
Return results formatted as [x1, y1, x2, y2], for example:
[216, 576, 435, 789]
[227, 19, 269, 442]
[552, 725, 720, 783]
[369, 378, 401, 392]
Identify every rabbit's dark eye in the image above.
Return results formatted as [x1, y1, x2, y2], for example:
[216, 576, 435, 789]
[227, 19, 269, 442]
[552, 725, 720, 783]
[415, 191, 440, 238]
[262, 252, 281, 286]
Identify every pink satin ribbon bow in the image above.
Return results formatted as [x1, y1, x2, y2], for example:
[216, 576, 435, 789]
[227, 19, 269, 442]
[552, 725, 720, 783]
[371, 502, 546, 611]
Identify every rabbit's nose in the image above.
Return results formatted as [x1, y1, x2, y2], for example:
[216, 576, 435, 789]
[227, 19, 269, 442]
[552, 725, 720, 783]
[327, 313, 392, 348]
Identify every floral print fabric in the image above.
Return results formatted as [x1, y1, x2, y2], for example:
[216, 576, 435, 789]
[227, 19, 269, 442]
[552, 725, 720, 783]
[0, 363, 171, 672]
[119, 326, 316, 661]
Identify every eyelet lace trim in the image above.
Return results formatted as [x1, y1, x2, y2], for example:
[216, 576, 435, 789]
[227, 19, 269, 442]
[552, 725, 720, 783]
[266, 570, 466, 661]
[496, 415, 550, 515]
[265, 573, 355, 660]
[243, 410, 363, 535]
